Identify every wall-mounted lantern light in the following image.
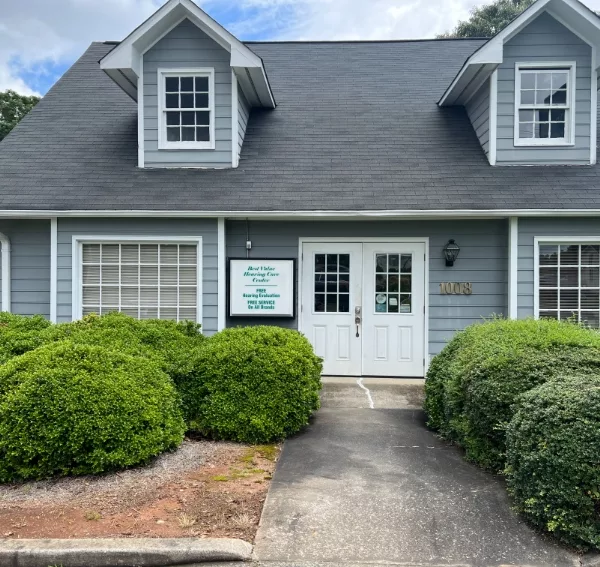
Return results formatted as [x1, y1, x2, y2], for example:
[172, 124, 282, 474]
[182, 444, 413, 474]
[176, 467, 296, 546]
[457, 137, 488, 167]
[443, 239, 460, 267]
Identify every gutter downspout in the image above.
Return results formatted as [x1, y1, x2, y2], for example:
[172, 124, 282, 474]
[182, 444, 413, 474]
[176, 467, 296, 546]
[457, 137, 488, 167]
[0, 232, 11, 313]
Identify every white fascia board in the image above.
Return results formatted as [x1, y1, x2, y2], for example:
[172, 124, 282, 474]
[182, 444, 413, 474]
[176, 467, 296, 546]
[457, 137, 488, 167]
[469, 42, 503, 65]
[462, 63, 499, 106]
[546, 0, 600, 53]
[231, 46, 262, 69]
[234, 68, 260, 107]
[7, 209, 600, 220]
[103, 68, 138, 101]
[100, 0, 179, 70]
[443, 0, 600, 106]
[100, 0, 274, 107]
[440, 0, 554, 106]
[179, 0, 262, 66]
[440, 64, 482, 106]
[100, 0, 263, 69]
[248, 67, 276, 108]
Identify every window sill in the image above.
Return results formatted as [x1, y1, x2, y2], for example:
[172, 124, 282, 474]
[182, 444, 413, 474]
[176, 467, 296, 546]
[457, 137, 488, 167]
[158, 142, 215, 151]
[514, 140, 575, 148]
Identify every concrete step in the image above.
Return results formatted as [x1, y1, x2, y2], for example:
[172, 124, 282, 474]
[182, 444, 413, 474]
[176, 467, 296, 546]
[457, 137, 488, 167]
[320, 377, 424, 409]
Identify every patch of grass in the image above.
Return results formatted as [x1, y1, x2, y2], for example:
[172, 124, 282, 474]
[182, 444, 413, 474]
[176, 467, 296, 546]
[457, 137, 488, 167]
[228, 468, 248, 479]
[212, 446, 277, 483]
[238, 449, 255, 464]
[231, 512, 255, 529]
[84, 510, 101, 521]
[177, 513, 197, 528]
[255, 444, 278, 461]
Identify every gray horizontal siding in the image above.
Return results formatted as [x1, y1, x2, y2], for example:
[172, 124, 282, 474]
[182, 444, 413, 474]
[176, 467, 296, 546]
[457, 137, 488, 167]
[496, 11, 592, 165]
[465, 78, 490, 157]
[143, 18, 232, 169]
[517, 217, 600, 319]
[226, 220, 508, 356]
[56, 218, 218, 334]
[0, 220, 50, 317]
[237, 84, 250, 161]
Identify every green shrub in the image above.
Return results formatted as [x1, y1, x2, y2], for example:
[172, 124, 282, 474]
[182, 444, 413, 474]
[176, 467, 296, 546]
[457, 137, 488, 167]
[0, 312, 51, 363]
[506, 375, 600, 550]
[424, 318, 600, 471]
[424, 327, 469, 433]
[191, 326, 322, 443]
[39, 313, 206, 423]
[0, 342, 185, 482]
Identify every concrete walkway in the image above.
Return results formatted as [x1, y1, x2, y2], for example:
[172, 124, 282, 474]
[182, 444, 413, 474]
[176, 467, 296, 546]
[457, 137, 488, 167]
[254, 379, 580, 567]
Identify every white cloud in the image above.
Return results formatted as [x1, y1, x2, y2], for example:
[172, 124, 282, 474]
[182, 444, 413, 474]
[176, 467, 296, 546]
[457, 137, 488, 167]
[223, 0, 600, 40]
[0, 0, 163, 95]
[3, 0, 600, 95]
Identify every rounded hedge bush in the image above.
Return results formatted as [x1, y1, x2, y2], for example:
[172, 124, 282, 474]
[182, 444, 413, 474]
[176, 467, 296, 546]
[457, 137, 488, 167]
[0, 342, 185, 482]
[424, 318, 600, 471]
[0, 312, 52, 364]
[191, 326, 322, 443]
[423, 326, 471, 435]
[39, 313, 206, 424]
[506, 375, 600, 550]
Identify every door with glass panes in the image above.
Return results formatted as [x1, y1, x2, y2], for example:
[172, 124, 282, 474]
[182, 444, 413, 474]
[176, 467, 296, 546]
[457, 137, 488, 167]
[301, 241, 426, 377]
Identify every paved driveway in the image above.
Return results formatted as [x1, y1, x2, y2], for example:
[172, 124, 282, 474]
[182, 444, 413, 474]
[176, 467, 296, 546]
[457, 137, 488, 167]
[254, 379, 579, 567]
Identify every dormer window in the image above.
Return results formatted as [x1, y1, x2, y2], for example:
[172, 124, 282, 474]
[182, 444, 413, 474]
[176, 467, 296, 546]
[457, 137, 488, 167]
[514, 62, 575, 147]
[158, 68, 215, 150]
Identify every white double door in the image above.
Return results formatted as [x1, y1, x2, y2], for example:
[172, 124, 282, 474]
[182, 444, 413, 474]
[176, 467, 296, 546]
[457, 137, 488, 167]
[301, 241, 426, 377]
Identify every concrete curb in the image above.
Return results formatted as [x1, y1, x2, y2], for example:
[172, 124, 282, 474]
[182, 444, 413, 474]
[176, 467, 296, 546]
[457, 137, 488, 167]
[582, 552, 600, 567]
[0, 537, 253, 567]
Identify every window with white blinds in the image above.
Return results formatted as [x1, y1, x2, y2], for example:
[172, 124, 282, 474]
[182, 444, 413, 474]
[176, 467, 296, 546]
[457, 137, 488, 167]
[80, 242, 199, 322]
[538, 243, 600, 328]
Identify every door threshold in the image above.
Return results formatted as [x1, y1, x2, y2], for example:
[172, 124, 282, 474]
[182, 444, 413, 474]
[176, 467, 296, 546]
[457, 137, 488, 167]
[322, 376, 425, 384]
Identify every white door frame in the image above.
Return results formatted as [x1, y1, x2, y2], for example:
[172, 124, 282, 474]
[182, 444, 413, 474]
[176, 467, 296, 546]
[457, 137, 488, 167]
[298, 237, 430, 376]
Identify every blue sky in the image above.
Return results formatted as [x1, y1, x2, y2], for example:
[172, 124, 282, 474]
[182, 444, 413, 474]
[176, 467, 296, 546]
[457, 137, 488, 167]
[3, 0, 600, 97]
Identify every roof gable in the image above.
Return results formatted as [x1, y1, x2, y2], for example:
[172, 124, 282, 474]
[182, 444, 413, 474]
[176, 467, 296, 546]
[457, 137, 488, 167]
[439, 0, 600, 106]
[100, 0, 275, 107]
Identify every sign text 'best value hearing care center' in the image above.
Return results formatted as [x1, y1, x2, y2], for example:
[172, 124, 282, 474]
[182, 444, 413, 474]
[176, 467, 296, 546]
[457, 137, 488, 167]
[229, 259, 295, 317]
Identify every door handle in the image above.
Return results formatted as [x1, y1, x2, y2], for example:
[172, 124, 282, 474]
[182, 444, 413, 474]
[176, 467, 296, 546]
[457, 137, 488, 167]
[355, 307, 362, 337]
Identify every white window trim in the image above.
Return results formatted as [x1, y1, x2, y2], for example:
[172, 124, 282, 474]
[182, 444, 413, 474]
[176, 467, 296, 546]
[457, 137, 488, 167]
[71, 235, 203, 326]
[533, 236, 600, 319]
[514, 61, 576, 147]
[157, 67, 215, 151]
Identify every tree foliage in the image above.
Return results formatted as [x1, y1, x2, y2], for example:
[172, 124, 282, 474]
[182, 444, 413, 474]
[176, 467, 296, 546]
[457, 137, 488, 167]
[438, 0, 536, 38]
[0, 90, 40, 142]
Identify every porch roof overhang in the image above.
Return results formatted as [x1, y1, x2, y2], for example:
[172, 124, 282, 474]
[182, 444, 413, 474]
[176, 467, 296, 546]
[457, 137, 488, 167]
[99, 0, 276, 108]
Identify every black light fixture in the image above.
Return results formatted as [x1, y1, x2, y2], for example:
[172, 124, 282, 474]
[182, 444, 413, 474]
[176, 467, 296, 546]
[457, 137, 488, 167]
[443, 239, 460, 267]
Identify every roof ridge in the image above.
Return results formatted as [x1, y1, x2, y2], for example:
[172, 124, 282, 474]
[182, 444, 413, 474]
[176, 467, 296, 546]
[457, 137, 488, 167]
[243, 38, 489, 45]
[97, 37, 489, 47]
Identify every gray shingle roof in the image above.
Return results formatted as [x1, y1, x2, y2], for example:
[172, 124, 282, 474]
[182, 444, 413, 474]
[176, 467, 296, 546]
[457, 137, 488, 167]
[0, 39, 599, 212]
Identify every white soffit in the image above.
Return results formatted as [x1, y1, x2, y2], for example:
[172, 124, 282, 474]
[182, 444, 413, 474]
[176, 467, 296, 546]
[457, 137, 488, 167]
[100, 0, 275, 108]
[439, 0, 600, 106]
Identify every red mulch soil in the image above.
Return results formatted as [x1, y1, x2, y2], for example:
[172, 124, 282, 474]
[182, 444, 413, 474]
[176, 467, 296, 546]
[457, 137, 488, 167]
[0, 440, 279, 542]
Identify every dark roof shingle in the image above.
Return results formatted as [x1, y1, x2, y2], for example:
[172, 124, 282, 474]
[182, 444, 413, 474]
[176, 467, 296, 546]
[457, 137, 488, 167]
[0, 39, 598, 212]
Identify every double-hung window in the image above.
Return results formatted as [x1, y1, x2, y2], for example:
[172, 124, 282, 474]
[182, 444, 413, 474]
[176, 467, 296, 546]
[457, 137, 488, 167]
[76, 238, 201, 323]
[158, 69, 214, 149]
[537, 241, 600, 328]
[515, 63, 575, 146]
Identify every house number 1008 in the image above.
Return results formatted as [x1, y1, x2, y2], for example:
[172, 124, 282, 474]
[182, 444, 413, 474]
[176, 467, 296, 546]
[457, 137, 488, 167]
[440, 282, 473, 295]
